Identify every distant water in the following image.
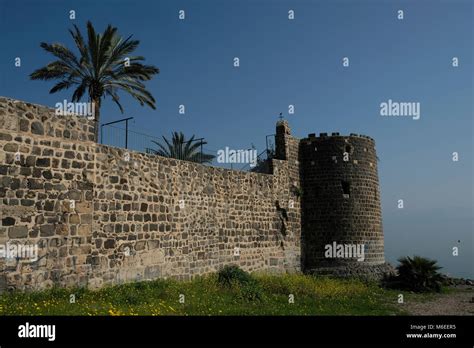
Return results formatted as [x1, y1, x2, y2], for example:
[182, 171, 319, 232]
[384, 216, 473, 279]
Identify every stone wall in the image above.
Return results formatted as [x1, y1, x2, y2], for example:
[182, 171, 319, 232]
[0, 97, 301, 291]
[0, 97, 387, 291]
[299, 132, 385, 271]
[88, 146, 301, 289]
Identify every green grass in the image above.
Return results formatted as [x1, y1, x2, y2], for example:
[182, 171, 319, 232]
[0, 273, 437, 316]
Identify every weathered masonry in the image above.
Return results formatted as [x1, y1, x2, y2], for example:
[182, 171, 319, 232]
[0, 97, 390, 291]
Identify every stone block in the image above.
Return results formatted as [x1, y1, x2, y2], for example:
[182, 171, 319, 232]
[8, 226, 28, 238]
[40, 224, 55, 237]
[31, 121, 44, 135]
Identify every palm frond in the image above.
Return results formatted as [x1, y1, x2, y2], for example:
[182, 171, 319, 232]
[30, 20, 160, 142]
[151, 132, 215, 164]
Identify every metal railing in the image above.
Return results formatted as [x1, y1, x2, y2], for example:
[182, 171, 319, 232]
[100, 119, 275, 171]
[101, 121, 163, 154]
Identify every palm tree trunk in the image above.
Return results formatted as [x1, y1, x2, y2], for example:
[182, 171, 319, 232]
[92, 98, 100, 143]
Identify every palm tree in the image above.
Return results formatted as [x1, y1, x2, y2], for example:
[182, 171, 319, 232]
[151, 132, 215, 164]
[396, 255, 444, 292]
[30, 21, 159, 141]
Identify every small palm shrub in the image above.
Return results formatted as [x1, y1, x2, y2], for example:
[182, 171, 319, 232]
[391, 255, 444, 292]
[150, 132, 215, 164]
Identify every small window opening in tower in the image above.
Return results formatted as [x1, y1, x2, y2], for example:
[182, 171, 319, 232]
[345, 145, 352, 153]
[341, 180, 350, 198]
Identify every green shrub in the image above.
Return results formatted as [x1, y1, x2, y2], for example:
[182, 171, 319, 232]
[217, 265, 253, 287]
[390, 255, 444, 293]
[217, 265, 265, 302]
[293, 186, 304, 197]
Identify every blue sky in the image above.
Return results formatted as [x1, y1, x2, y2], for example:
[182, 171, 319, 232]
[0, 0, 472, 277]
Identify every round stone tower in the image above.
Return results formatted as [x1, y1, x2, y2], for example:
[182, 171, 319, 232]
[299, 132, 387, 277]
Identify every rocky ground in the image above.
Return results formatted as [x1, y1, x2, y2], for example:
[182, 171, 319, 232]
[403, 285, 474, 315]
